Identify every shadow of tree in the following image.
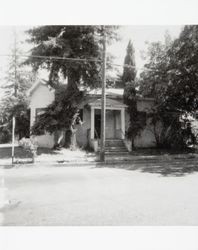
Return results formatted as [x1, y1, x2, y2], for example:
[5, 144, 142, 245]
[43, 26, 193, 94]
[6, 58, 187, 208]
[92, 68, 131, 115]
[95, 158, 198, 177]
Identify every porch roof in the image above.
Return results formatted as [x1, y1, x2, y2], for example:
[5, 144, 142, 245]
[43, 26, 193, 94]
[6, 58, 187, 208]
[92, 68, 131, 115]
[88, 97, 127, 109]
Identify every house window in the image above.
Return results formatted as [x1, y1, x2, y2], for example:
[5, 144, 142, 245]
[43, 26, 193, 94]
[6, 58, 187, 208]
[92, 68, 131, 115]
[35, 108, 47, 122]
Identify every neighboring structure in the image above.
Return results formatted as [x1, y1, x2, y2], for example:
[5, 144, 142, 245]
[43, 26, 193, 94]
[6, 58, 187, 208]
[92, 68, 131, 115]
[28, 80, 157, 151]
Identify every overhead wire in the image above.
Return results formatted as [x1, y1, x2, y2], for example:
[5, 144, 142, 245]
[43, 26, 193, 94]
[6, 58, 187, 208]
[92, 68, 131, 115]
[0, 53, 148, 70]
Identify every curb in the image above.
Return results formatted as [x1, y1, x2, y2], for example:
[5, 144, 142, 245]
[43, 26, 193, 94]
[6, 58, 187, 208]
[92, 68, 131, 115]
[0, 153, 198, 168]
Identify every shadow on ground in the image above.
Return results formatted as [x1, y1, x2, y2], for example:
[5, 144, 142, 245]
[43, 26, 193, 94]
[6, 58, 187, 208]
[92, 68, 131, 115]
[96, 158, 198, 177]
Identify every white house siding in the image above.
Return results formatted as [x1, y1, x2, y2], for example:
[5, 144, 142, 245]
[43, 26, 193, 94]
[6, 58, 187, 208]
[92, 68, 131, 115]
[76, 99, 157, 149]
[134, 127, 156, 148]
[29, 84, 158, 149]
[29, 84, 55, 148]
[125, 99, 157, 148]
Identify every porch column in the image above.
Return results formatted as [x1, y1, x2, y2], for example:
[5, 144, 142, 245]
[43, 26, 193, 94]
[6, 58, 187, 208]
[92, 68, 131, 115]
[121, 108, 125, 139]
[91, 107, 95, 139]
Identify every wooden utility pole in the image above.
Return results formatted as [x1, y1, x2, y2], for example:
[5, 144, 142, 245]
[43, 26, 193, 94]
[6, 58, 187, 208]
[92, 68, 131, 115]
[100, 28, 107, 162]
[12, 28, 17, 164]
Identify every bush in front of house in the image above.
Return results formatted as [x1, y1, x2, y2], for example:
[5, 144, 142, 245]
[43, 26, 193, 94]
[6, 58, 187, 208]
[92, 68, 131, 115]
[19, 137, 38, 162]
[0, 126, 12, 143]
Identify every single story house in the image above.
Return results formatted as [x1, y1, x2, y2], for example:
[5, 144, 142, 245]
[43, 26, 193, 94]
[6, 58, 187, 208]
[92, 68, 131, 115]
[28, 80, 157, 151]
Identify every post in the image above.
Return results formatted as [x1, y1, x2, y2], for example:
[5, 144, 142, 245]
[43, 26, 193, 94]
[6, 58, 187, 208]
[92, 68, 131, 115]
[100, 28, 107, 162]
[11, 117, 16, 164]
[121, 108, 125, 139]
[11, 28, 17, 164]
[91, 107, 95, 139]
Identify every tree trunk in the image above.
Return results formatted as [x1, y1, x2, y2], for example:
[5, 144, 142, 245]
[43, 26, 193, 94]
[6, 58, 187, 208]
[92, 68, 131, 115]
[64, 129, 72, 148]
[64, 127, 77, 149]
[131, 137, 136, 151]
[70, 127, 77, 150]
[54, 130, 65, 149]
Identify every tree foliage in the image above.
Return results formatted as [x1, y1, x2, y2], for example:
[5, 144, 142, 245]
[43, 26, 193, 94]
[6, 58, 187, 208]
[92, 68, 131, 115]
[123, 40, 140, 149]
[31, 84, 83, 135]
[26, 25, 119, 148]
[0, 42, 33, 143]
[26, 25, 118, 89]
[122, 40, 136, 84]
[139, 26, 198, 149]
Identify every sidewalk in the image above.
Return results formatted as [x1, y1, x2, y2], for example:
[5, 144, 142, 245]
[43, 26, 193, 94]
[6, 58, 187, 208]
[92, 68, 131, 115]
[1, 143, 198, 167]
[0, 146, 97, 167]
[1, 151, 198, 167]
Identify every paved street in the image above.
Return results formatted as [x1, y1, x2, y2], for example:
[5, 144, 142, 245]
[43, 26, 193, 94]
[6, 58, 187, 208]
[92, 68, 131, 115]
[1, 160, 198, 226]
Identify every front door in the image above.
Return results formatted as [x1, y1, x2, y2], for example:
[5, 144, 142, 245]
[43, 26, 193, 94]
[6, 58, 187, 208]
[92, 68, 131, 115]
[105, 110, 116, 138]
[94, 113, 101, 139]
[94, 110, 121, 139]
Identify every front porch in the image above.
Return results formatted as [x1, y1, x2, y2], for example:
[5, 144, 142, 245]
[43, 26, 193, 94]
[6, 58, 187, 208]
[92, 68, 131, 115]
[88, 97, 128, 152]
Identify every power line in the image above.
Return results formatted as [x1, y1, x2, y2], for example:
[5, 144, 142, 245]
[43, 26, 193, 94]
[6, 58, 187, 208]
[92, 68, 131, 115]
[0, 54, 102, 63]
[0, 53, 151, 71]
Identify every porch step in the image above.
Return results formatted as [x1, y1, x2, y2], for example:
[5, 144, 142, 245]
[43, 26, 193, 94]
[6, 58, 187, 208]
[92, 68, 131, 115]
[105, 151, 129, 155]
[105, 147, 128, 152]
[98, 147, 129, 155]
[105, 139, 126, 147]
[98, 139, 129, 155]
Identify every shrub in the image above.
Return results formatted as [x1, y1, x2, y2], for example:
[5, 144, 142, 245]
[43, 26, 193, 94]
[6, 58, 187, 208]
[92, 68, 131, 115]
[19, 137, 38, 162]
[0, 127, 11, 143]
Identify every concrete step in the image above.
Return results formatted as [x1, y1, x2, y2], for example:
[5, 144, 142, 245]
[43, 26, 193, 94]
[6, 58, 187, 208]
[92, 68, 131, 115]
[97, 139, 128, 154]
[98, 147, 128, 152]
[106, 150, 128, 153]
[105, 140, 125, 147]
[105, 146, 127, 150]
[105, 150, 129, 154]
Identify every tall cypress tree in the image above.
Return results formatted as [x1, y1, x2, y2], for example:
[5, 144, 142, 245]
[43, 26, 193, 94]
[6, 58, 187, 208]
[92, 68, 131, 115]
[123, 40, 139, 150]
[122, 40, 136, 84]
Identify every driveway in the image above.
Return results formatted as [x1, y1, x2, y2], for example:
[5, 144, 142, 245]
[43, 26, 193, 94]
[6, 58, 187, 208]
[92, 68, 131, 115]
[1, 161, 198, 226]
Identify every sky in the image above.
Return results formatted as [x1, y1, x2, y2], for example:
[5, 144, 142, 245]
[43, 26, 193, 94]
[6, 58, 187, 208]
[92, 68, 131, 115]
[0, 25, 183, 98]
[109, 25, 183, 74]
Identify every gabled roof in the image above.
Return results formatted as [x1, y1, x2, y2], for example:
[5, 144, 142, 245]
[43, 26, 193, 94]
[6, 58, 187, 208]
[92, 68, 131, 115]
[27, 79, 54, 96]
[87, 88, 124, 97]
[87, 88, 154, 102]
[27, 80, 155, 104]
[89, 97, 127, 109]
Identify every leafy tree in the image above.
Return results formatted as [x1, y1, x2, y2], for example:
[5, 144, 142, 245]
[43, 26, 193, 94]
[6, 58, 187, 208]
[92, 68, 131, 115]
[165, 26, 198, 113]
[25, 25, 118, 148]
[139, 27, 198, 149]
[139, 32, 172, 100]
[0, 38, 34, 143]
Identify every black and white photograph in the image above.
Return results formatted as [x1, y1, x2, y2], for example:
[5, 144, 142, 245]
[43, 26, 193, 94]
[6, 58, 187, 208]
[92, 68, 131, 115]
[0, 24, 198, 226]
[1, 0, 198, 249]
